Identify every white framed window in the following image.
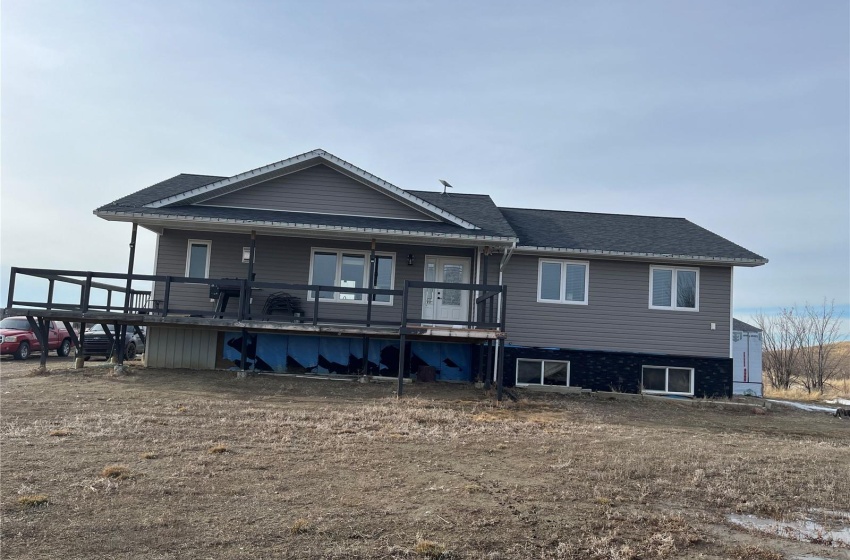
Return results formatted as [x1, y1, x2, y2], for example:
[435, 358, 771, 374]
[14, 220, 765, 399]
[185, 240, 211, 278]
[641, 365, 694, 396]
[515, 359, 570, 386]
[308, 248, 395, 305]
[537, 259, 589, 304]
[649, 266, 698, 311]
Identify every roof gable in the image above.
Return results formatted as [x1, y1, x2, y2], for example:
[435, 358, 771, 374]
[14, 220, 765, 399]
[143, 149, 479, 230]
[201, 164, 438, 221]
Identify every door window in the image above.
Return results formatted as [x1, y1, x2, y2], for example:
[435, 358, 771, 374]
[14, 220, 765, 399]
[441, 264, 463, 306]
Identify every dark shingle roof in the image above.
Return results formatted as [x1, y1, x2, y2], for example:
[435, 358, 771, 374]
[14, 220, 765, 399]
[99, 174, 225, 210]
[407, 191, 517, 238]
[499, 207, 765, 261]
[733, 319, 762, 332]
[96, 167, 765, 262]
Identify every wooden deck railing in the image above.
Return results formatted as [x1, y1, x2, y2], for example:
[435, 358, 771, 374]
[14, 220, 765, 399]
[4, 267, 507, 333]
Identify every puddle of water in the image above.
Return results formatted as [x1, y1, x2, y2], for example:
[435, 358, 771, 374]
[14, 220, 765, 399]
[728, 513, 850, 548]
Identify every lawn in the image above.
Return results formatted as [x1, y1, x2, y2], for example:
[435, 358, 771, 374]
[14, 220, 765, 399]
[1, 359, 848, 559]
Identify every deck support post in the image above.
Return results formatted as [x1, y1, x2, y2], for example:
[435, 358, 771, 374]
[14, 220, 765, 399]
[397, 280, 410, 398]
[108, 222, 138, 370]
[361, 335, 369, 376]
[26, 316, 49, 369]
[109, 322, 121, 364]
[484, 340, 493, 390]
[397, 333, 406, 398]
[496, 339, 505, 402]
[239, 328, 249, 378]
[115, 325, 127, 373]
[40, 318, 50, 368]
[75, 321, 86, 368]
[123, 222, 138, 313]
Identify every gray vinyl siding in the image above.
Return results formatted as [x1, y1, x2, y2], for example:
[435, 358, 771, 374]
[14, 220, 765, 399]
[144, 327, 217, 369]
[153, 229, 474, 325]
[201, 164, 435, 221]
[498, 255, 731, 358]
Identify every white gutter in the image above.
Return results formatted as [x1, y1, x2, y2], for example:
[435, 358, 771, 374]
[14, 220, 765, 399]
[143, 149, 480, 230]
[515, 245, 767, 267]
[94, 210, 517, 244]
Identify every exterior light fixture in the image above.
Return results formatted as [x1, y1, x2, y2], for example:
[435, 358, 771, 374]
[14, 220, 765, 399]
[407, 254, 414, 266]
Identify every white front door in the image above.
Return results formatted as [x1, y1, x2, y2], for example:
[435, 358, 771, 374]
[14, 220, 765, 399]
[421, 256, 471, 325]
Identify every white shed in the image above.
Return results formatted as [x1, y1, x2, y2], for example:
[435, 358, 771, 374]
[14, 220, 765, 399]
[733, 319, 763, 396]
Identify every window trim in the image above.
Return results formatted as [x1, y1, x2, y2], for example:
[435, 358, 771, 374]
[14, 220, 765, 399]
[184, 239, 212, 278]
[515, 358, 571, 387]
[641, 365, 695, 396]
[536, 259, 589, 305]
[308, 247, 396, 305]
[648, 265, 699, 312]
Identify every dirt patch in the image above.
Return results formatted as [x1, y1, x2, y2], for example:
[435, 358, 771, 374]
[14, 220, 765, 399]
[1, 363, 848, 559]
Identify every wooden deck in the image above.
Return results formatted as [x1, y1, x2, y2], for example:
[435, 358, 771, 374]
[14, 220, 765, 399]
[3, 307, 505, 341]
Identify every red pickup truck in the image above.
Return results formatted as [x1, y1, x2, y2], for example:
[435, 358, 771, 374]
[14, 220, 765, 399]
[0, 317, 74, 360]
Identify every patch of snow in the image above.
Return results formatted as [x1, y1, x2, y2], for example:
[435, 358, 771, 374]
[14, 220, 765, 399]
[826, 398, 850, 407]
[766, 399, 838, 414]
[728, 513, 850, 548]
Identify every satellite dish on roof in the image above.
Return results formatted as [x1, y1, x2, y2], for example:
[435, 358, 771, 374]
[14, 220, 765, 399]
[439, 179, 454, 195]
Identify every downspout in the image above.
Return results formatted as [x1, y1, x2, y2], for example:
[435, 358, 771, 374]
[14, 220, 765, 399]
[493, 240, 517, 382]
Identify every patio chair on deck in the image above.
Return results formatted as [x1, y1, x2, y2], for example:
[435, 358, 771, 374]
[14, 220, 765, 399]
[261, 292, 304, 322]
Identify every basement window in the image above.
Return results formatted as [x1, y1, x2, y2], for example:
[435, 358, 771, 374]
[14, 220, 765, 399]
[641, 366, 694, 396]
[185, 240, 211, 278]
[308, 248, 395, 304]
[515, 359, 570, 386]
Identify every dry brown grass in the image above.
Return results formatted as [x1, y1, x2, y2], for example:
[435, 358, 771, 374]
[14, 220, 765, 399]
[764, 384, 849, 402]
[140, 451, 157, 460]
[1, 363, 848, 559]
[99, 464, 132, 480]
[208, 444, 227, 454]
[17, 494, 49, 507]
[49, 429, 70, 437]
[289, 518, 310, 534]
[414, 535, 446, 558]
[724, 544, 784, 560]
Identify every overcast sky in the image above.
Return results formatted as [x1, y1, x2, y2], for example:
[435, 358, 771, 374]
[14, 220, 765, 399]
[2, 0, 848, 330]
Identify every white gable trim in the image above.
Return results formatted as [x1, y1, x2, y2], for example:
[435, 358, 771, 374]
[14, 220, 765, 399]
[143, 149, 479, 230]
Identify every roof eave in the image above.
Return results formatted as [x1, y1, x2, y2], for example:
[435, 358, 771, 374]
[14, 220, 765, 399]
[94, 209, 516, 245]
[514, 245, 768, 267]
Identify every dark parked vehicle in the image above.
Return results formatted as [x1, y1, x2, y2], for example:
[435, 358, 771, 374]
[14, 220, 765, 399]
[83, 324, 146, 360]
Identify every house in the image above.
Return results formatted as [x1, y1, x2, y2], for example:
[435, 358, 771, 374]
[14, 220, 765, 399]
[732, 319, 764, 396]
[4, 149, 767, 398]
